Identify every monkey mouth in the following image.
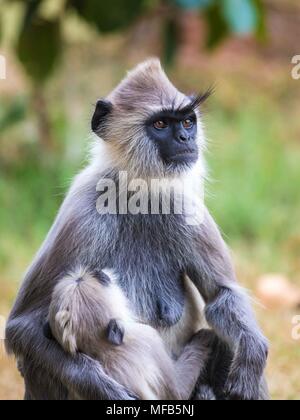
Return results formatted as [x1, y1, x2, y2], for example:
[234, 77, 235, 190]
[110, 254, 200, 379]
[167, 150, 199, 163]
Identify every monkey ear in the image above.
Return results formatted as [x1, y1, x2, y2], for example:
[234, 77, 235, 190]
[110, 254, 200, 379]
[92, 269, 111, 286]
[106, 319, 125, 346]
[91, 99, 113, 135]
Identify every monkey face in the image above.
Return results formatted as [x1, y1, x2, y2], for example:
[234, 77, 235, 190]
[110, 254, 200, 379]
[145, 109, 199, 167]
[91, 59, 210, 177]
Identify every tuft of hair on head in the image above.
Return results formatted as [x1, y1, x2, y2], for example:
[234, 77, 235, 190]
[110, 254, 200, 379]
[187, 86, 215, 112]
[160, 87, 214, 117]
[107, 57, 185, 112]
[126, 57, 163, 78]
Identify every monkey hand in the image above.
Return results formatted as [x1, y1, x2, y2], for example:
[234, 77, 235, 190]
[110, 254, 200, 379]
[65, 354, 140, 400]
[224, 334, 269, 401]
[42, 333, 139, 401]
[42, 320, 138, 400]
[190, 329, 218, 348]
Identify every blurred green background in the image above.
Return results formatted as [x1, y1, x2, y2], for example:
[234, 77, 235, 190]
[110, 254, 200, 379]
[0, 0, 300, 400]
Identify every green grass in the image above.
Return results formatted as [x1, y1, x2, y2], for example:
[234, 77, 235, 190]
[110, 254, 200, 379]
[205, 98, 300, 275]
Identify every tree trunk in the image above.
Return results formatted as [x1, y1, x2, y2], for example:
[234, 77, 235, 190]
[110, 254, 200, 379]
[32, 87, 55, 154]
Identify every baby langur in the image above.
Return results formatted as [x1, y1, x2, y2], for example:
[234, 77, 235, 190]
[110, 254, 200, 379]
[47, 268, 212, 400]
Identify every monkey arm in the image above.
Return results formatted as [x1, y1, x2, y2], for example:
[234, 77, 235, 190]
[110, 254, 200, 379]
[5, 176, 138, 400]
[6, 309, 137, 400]
[204, 287, 269, 401]
[188, 209, 269, 400]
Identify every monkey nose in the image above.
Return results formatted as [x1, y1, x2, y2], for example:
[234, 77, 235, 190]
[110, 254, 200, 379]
[176, 133, 189, 143]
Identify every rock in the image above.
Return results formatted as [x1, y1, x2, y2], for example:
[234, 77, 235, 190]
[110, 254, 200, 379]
[256, 274, 300, 309]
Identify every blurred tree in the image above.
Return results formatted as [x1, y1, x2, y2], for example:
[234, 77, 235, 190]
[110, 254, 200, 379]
[69, 0, 146, 33]
[17, 13, 62, 151]
[0, 0, 150, 152]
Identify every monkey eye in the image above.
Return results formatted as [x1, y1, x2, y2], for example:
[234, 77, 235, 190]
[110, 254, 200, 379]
[182, 119, 194, 129]
[153, 120, 168, 130]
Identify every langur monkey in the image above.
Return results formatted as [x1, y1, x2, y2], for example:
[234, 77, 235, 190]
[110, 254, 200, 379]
[6, 58, 269, 400]
[47, 268, 213, 400]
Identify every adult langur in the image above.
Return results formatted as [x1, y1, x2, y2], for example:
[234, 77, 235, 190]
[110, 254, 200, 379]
[6, 59, 269, 400]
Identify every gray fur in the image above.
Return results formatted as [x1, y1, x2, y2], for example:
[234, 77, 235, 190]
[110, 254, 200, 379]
[6, 59, 269, 400]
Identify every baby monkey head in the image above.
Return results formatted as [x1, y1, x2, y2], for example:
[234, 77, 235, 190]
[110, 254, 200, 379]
[47, 268, 132, 356]
[92, 58, 211, 178]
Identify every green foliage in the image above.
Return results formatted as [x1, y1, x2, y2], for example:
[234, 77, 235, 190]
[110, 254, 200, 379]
[2, 0, 147, 85]
[0, 98, 27, 132]
[205, 2, 229, 48]
[163, 17, 178, 67]
[204, 0, 265, 48]
[69, 0, 146, 33]
[1, 0, 266, 85]
[206, 100, 300, 270]
[252, 0, 267, 41]
[0, 148, 77, 250]
[17, 17, 62, 85]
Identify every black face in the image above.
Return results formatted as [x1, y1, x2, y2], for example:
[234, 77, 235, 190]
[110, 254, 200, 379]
[146, 109, 199, 166]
